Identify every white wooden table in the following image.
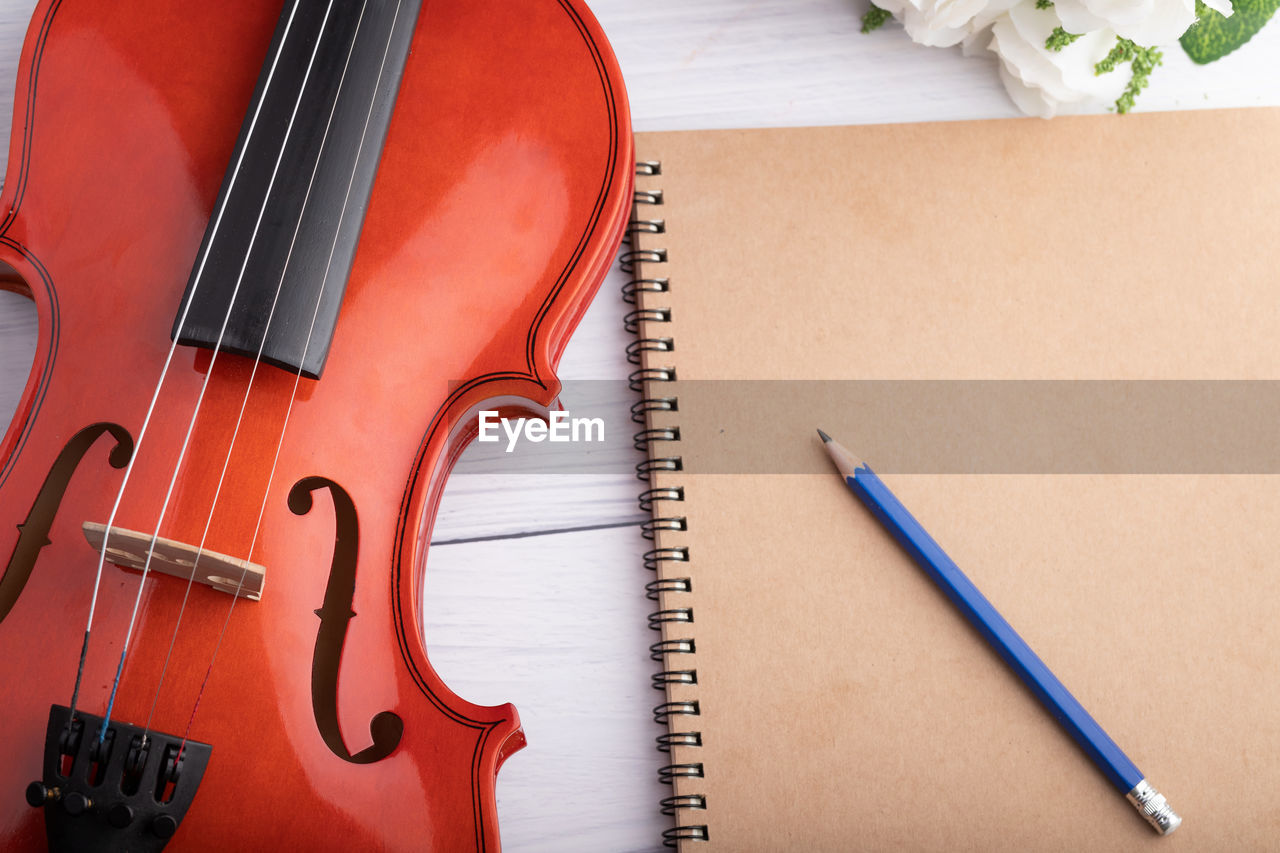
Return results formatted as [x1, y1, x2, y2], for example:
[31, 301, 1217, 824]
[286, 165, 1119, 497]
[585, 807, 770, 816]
[0, 2, 1276, 850]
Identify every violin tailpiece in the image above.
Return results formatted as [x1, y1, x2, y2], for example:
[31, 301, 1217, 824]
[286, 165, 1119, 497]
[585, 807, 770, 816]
[27, 704, 212, 852]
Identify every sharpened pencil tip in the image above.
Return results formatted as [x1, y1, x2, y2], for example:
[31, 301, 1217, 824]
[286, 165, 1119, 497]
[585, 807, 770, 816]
[819, 432, 863, 479]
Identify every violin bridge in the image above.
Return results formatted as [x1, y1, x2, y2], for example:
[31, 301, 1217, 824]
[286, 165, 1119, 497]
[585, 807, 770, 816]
[81, 522, 264, 601]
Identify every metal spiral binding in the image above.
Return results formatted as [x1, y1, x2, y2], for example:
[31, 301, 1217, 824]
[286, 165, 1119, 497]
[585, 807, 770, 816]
[619, 247, 666, 275]
[641, 517, 686, 540]
[627, 218, 666, 235]
[645, 578, 691, 600]
[653, 700, 699, 723]
[643, 546, 688, 572]
[664, 826, 710, 845]
[652, 669, 697, 687]
[624, 307, 671, 334]
[650, 638, 695, 659]
[622, 277, 669, 305]
[638, 486, 683, 511]
[658, 764, 704, 783]
[636, 455, 682, 483]
[656, 732, 703, 750]
[630, 367, 675, 392]
[660, 795, 707, 816]
[626, 335, 673, 366]
[631, 395, 677, 423]
[647, 608, 692, 630]
[628, 159, 705, 846]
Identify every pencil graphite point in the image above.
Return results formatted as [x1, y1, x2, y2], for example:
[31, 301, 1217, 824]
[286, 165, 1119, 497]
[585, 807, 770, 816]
[818, 431, 862, 480]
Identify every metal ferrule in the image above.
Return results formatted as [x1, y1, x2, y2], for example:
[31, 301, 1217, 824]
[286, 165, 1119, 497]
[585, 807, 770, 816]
[1126, 779, 1182, 835]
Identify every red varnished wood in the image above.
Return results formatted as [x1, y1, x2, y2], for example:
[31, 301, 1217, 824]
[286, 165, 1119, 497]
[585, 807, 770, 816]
[0, 0, 632, 849]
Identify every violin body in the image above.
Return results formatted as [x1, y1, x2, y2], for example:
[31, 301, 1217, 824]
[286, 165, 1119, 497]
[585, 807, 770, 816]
[0, 0, 631, 849]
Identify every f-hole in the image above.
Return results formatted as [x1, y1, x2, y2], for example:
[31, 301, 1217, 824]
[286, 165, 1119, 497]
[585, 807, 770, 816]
[0, 422, 134, 624]
[289, 475, 402, 764]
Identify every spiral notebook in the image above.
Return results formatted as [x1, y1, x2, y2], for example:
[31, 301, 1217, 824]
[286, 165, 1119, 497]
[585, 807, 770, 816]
[625, 110, 1280, 850]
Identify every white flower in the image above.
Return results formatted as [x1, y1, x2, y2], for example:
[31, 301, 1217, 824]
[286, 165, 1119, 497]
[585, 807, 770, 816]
[987, 3, 1130, 117]
[868, 0, 1231, 118]
[1053, 0, 1230, 46]
[875, 0, 1020, 47]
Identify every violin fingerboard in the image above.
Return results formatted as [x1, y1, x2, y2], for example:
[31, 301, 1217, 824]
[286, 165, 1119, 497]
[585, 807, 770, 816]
[171, 0, 422, 379]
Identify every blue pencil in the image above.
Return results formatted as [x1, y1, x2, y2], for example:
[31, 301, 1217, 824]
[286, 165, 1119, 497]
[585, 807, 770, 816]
[818, 429, 1180, 835]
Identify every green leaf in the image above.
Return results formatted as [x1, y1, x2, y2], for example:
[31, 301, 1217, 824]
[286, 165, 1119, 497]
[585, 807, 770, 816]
[1180, 0, 1280, 64]
[861, 4, 893, 33]
[1045, 26, 1083, 50]
[1094, 38, 1164, 114]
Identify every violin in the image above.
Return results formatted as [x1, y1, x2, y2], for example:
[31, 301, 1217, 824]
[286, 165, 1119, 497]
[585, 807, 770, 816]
[0, 0, 631, 849]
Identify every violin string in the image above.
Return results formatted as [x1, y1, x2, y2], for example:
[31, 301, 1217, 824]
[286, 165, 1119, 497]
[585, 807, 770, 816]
[174, 0, 405, 758]
[66, 0, 304, 728]
[95, 0, 336, 742]
[142, 0, 370, 739]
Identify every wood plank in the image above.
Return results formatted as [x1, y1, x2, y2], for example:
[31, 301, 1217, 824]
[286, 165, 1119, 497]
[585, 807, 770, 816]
[425, 525, 668, 853]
